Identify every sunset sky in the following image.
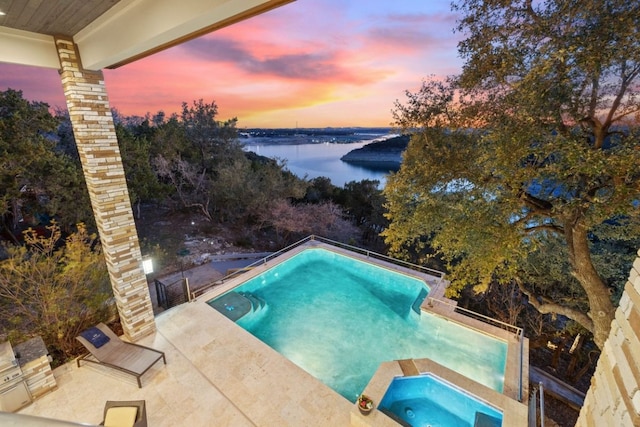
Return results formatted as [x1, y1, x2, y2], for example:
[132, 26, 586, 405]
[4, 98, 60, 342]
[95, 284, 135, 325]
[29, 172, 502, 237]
[0, 0, 463, 128]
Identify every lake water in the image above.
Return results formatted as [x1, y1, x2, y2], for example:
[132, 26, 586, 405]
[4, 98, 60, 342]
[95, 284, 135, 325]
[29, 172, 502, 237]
[242, 136, 398, 188]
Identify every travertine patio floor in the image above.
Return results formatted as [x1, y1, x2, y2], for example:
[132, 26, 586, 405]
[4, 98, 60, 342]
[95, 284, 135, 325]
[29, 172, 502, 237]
[17, 295, 375, 426]
[16, 242, 526, 426]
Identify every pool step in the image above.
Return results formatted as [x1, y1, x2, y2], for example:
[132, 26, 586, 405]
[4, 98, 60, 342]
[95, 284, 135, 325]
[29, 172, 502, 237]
[209, 291, 252, 321]
[239, 291, 266, 314]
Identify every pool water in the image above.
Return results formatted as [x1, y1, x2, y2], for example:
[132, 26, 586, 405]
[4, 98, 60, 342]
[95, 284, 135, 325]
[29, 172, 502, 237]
[208, 248, 507, 402]
[379, 374, 503, 427]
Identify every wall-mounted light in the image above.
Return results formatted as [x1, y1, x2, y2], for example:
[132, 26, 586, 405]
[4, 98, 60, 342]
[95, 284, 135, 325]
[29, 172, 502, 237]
[142, 258, 153, 275]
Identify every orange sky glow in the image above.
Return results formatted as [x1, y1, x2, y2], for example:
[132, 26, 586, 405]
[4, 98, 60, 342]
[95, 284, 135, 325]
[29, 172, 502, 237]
[0, 0, 463, 128]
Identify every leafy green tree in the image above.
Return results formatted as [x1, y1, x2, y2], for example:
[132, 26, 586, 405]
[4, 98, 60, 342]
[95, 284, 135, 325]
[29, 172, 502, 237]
[0, 222, 112, 360]
[39, 154, 94, 231]
[0, 89, 58, 231]
[116, 123, 168, 218]
[150, 100, 308, 225]
[211, 155, 307, 224]
[181, 99, 241, 168]
[148, 113, 186, 161]
[336, 180, 388, 245]
[383, 1, 640, 349]
[152, 100, 247, 221]
[303, 176, 337, 203]
[0, 89, 92, 237]
[338, 180, 386, 225]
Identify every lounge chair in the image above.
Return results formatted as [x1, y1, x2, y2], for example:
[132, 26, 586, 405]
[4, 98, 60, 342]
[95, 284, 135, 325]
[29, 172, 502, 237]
[101, 400, 147, 427]
[76, 323, 166, 388]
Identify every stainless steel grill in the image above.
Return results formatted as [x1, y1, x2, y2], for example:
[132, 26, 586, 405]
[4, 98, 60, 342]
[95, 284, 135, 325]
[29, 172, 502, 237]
[0, 341, 31, 412]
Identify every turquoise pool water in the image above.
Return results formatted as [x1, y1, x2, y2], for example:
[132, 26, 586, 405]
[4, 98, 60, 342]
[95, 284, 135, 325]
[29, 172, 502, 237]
[208, 248, 507, 402]
[379, 374, 503, 426]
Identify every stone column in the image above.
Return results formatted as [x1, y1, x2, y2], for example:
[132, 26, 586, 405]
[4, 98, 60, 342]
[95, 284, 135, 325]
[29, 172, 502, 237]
[55, 36, 155, 341]
[576, 249, 640, 427]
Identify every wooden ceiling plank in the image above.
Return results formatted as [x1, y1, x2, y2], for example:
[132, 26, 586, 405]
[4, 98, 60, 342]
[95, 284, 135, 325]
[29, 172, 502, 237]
[19, 0, 46, 31]
[61, 0, 119, 36]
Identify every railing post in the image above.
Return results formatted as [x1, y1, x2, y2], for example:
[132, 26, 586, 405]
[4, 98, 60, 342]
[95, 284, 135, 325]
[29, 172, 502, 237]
[155, 279, 168, 310]
[528, 385, 537, 427]
[519, 331, 524, 402]
[539, 382, 545, 427]
[183, 277, 191, 303]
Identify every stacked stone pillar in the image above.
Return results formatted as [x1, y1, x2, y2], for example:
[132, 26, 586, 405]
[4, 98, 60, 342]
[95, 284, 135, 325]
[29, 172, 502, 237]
[576, 250, 640, 426]
[55, 37, 155, 341]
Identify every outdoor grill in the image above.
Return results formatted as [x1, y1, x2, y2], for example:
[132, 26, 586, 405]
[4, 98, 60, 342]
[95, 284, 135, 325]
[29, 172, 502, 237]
[0, 341, 31, 412]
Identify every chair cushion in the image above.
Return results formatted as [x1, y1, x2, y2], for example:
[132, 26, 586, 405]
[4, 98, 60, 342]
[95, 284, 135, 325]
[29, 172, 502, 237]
[104, 406, 138, 427]
[80, 326, 110, 348]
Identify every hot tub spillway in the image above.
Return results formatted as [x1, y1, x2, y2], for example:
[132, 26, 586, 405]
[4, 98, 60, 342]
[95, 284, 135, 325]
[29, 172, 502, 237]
[210, 291, 266, 322]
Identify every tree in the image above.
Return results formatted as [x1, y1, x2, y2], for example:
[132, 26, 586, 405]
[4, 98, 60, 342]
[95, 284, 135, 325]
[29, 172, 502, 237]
[303, 176, 338, 203]
[154, 154, 215, 221]
[180, 99, 241, 168]
[260, 199, 358, 245]
[0, 222, 112, 359]
[209, 155, 307, 224]
[0, 89, 92, 237]
[116, 123, 168, 218]
[383, 1, 640, 349]
[335, 179, 388, 246]
[152, 100, 248, 221]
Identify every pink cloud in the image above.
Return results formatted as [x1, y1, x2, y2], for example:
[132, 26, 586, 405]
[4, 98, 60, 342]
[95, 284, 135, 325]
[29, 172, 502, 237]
[0, 0, 463, 127]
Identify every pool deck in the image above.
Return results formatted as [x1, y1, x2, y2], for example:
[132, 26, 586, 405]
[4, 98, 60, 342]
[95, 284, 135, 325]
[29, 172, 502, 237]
[16, 241, 528, 426]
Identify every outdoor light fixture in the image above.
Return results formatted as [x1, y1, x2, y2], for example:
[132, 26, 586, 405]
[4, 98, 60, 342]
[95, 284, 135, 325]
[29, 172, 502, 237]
[142, 258, 154, 275]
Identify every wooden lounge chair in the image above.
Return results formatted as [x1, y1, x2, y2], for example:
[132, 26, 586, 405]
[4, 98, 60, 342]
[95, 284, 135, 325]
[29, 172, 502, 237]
[76, 323, 166, 388]
[101, 400, 147, 427]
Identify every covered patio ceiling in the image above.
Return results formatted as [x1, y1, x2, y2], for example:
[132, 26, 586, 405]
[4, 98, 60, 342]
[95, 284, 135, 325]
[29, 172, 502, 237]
[0, 0, 294, 70]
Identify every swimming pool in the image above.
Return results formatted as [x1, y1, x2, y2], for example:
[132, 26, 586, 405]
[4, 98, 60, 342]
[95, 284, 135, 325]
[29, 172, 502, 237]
[379, 373, 503, 426]
[208, 248, 507, 402]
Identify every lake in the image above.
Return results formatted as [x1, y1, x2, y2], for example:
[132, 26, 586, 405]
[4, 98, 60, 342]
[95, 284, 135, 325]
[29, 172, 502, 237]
[242, 136, 398, 188]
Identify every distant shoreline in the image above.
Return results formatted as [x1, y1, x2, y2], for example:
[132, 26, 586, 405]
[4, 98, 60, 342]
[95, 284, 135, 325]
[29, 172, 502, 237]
[340, 135, 409, 167]
[239, 127, 393, 145]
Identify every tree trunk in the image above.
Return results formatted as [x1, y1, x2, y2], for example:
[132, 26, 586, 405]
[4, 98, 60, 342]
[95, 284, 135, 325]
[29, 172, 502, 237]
[565, 220, 615, 350]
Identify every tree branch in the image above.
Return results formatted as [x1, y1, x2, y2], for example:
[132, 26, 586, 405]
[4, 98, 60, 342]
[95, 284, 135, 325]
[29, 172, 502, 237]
[603, 61, 640, 137]
[515, 278, 594, 333]
[524, 224, 564, 234]
[611, 105, 640, 123]
[517, 190, 554, 213]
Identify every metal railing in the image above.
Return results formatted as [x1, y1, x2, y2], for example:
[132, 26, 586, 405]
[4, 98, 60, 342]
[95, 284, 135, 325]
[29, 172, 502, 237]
[425, 297, 523, 337]
[155, 277, 189, 310]
[528, 382, 545, 427]
[309, 235, 447, 279]
[190, 235, 447, 300]
[190, 236, 316, 299]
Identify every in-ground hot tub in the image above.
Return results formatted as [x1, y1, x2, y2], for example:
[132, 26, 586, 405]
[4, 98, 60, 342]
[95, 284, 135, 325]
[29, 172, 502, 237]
[378, 373, 503, 427]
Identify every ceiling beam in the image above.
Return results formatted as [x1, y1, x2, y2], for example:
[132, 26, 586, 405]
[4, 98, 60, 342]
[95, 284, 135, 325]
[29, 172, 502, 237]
[0, 0, 293, 71]
[74, 0, 294, 70]
[0, 26, 59, 69]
